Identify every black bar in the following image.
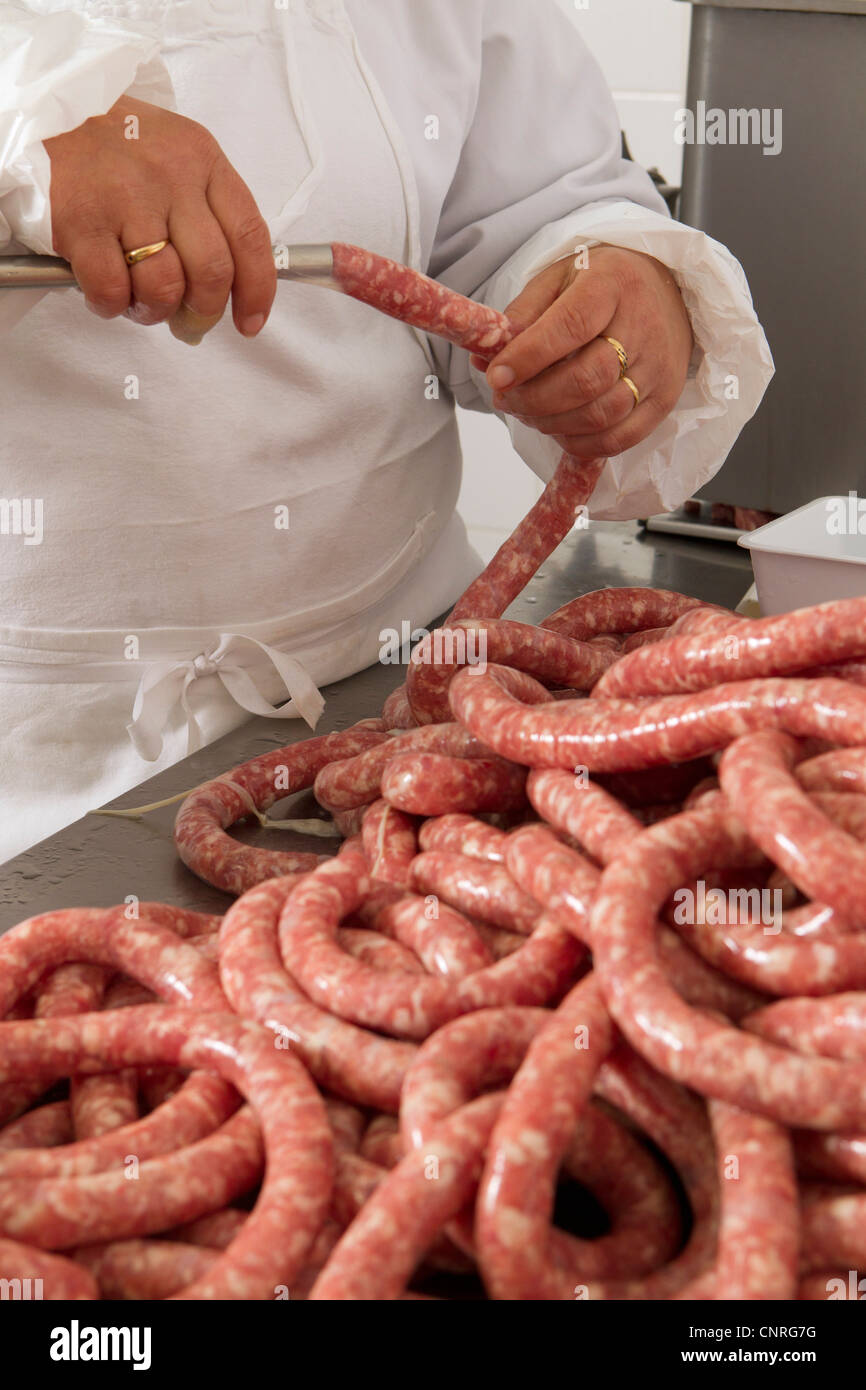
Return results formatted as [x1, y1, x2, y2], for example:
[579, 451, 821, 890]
[3, 1296, 857, 1377]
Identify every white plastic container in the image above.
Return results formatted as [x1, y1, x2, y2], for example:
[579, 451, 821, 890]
[737, 495, 866, 615]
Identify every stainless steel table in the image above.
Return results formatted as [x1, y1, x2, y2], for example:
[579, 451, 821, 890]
[0, 523, 752, 930]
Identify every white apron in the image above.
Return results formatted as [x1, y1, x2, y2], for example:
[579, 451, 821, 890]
[0, 0, 482, 862]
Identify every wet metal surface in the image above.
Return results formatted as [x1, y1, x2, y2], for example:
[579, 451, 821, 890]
[0, 523, 752, 931]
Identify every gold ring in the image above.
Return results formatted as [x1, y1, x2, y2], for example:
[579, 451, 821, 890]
[622, 375, 641, 408]
[603, 335, 629, 377]
[124, 240, 169, 267]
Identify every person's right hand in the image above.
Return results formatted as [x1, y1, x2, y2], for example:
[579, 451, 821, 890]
[44, 96, 276, 343]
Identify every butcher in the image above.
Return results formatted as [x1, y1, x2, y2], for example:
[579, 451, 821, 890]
[0, 0, 772, 861]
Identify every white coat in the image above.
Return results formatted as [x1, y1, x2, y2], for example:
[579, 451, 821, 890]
[0, 0, 773, 863]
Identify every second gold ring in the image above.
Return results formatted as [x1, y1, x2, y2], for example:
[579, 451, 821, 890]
[603, 335, 629, 377]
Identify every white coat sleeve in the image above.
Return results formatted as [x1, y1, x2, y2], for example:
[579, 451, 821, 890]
[0, 1, 174, 330]
[429, 0, 774, 521]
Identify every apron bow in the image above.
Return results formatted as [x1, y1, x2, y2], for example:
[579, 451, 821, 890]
[127, 632, 325, 762]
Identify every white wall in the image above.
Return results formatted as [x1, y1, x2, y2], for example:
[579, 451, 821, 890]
[457, 0, 691, 555]
[558, 0, 692, 185]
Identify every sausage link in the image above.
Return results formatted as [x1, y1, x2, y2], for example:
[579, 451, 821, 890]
[744, 992, 866, 1062]
[139, 1067, 186, 1110]
[0, 1100, 72, 1152]
[311, 1093, 502, 1300]
[4, 912, 214, 1129]
[719, 730, 866, 922]
[505, 820, 764, 1021]
[448, 456, 604, 623]
[595, 594, 866, 699]
[70, 1070, 139, 1141]
[746, 791, 866, 941]
[279, 851, 582, 1041]
[749, 1003, 866, 1186]
[0, 1072, 239, 1181]
[0, 963, 109, 1126]
[74, 1238, 218, 1299]
[0, 1236, 98, 1300]
[0, 907, 226, 1017]
[584, 800, 866, 1129]
[358, 882, 493, 980]
[314, 723, 491, 813]
[794, 1130, 866, 1186]
[399, 1001, 677, 1296]
[527, 769, 641, 862]
[454, 912, 584, 1015]
[0, 1106, 263, 1248]
[278, 852, 439, 1038]
[399, 1007, 548, 1151]
[705, 1100, 799, 1299]
[671, 908, 866, 997]
[289, 1219, 347, 1299]
[0, 1007, 333, 1300]
[174, 725, 387, 894]
[410, 850, 544, 934]
[359, 1115, 404, 1169]
[663, 607, 744, 640]
[330, 1148, 387, 1229]
[509, 812, 864, 1122]
[541, 588, 713, 641]
[33, 962, 108, 1018]
[620, 627, 668, 653]
[337, 927, 426, 975]
[360, 799, 418, 885]
[406, 618, 613, 725]
[474, 978, 625, 1298]
[381, 752, 527, 817]
[450, 669, 866, 772]
[332, 244, 579, 733]
[218, 874, 417, 1111]
[800, 1184, 866, 1272]
[381, 685, 417, 730]
[9, 900, 226, 1129]
[584, 1044, 719, 1300]
[560, 1102, 683, 1280]
[797, 746, 866, 795]
[165, 1207, 248, 1250]
[472, 921, 526, 960]
[418, 814, 507, 862]
[330, 242, 516, 357]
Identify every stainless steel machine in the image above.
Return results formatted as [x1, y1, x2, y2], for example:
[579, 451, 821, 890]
[677, 0, 865, 514]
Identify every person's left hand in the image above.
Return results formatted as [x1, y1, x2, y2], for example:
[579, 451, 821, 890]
[472, 245, 693, 460]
